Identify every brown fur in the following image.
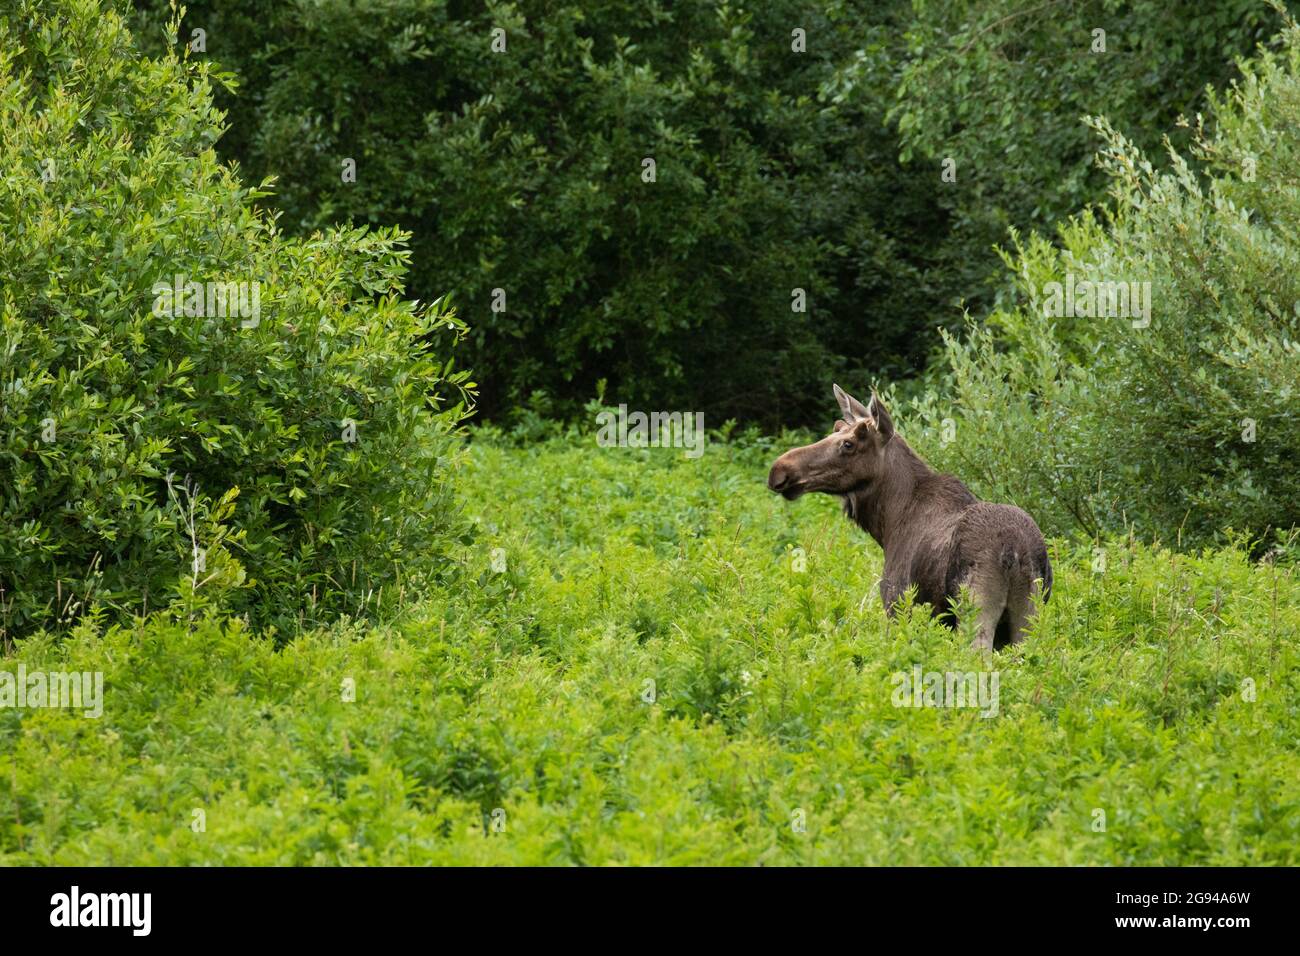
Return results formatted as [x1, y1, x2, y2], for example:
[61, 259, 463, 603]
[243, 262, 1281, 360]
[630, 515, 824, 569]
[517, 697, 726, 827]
[768, 385, 1052, 651]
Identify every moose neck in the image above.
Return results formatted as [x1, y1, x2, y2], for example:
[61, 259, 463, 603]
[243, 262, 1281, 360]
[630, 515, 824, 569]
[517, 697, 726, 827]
[842, 437, 935, 550]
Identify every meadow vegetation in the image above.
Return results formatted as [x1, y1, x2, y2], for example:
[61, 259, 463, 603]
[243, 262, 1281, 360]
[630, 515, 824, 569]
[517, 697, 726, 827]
[2, 435, 1297, 864]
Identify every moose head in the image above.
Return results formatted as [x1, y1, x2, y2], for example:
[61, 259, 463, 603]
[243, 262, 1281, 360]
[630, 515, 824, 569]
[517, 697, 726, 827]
[767, 384, 896, 500]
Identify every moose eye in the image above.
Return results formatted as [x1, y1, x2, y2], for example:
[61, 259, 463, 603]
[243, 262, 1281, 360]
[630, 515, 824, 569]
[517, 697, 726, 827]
[840, 439, 854, 453]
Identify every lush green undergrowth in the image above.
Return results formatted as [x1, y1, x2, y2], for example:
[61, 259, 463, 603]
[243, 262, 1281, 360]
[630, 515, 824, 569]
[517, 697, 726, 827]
[2, 434, 1298, 864]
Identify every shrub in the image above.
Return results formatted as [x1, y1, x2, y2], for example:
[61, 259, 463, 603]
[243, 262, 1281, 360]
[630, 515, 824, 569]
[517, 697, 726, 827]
[907, 23, 1300, 546]
[0, 0, 473, 640]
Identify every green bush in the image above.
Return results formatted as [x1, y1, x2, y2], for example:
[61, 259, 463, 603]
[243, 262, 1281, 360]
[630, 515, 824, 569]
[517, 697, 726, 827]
[905, 23, 1300, 546]
[0, 0, 473, 640]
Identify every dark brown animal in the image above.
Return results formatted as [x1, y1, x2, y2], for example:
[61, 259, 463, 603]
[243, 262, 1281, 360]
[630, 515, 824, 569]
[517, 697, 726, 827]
[767, 384, 1051, 650]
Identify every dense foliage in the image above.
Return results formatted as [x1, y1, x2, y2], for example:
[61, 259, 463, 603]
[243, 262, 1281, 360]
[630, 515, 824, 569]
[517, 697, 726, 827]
[2, 436, 1297, 863]
[879, 0, 1288, 264]
[128, 1, 1284, 428]
[907, 22, 1300, 547]
[129, 0, 971, 427]
[0, 0, 472, 640]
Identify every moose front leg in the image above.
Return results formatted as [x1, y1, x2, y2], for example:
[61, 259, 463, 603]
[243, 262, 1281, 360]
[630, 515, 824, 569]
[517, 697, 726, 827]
[879, 577, 904, 618]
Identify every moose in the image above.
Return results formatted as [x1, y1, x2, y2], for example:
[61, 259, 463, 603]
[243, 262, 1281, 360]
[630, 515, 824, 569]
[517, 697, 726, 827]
[768, 385, 1051, 651]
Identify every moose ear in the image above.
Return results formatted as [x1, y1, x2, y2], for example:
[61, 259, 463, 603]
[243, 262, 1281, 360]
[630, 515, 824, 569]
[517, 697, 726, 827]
[868, 392, 894, 442]
[833, 383, 870, 422]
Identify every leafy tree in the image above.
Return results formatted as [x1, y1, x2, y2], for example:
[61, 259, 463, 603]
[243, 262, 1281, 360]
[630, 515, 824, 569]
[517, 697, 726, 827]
[908, 21, 1300, 546]
[0, 0, 473, 639]
[874, 0, 1293, 304]
[134, 0, 1297, 430]
[130, 0, 967, 427]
